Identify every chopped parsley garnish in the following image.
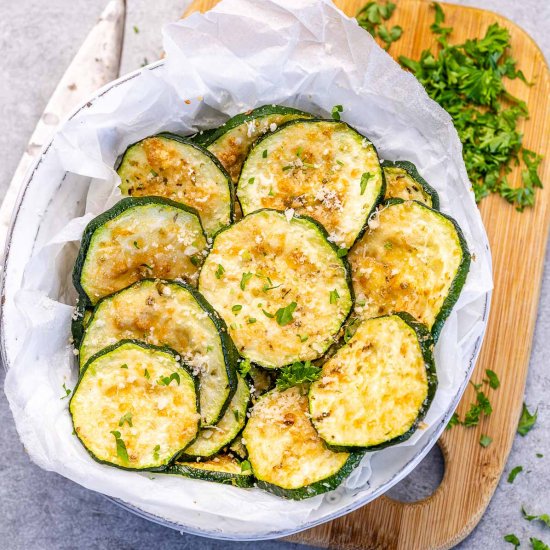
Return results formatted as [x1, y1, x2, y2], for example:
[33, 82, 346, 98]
[479, 434, 492, 448]
[158, 372, 180, 386]
[241, 459, 252, 473]
[268, 186, 274, 196]
[337, 247, 348, 257]
[238, 358, 252, 377]
[331, 104, 343, 121]
[518, 402, 538, 436]
[384, 241, 393, 250]
[262, 149, 268, 158]
[149, 169, 158, 177]
[485, 369, 500, 389]
[248, 177, 255, 185]
[144, 368, 150, 379]
[232, 304, 243, 314]
[262, 309, 274, 319]
[530, 538, 550, 550]
[133, 241, 140, 249]
[336, 159, 344, 166]
[190, 254, 202, 267]
[60, 383, 71, 400]
[153, 444, 160, 461]
[233, 410, 241, 422]
[110, 431, 129, 462]
[247, 317, 257, 324]
[299, 334, 309, 342]
[344, 317, 361, 343]
[120, 363, 128, 369]
[360, 172, 373, 195]
[282, 165, 294, 171]
[377, 24, 403, 50]
[275, 301, 298, 326]
[140, 263, 153, 270]
[329, 289, 340, 304]
[507, 465, 523, 483]
[133, 25, 139, 34]
[296, 146, 303, 158]
[521, 506, 550, 527]
[445, 412, 460, 430]
[537, 453, 544, 458]
[240, 272, 253, 290]
[397, 2, 544, 211]
[119, 412, 133, 427]
[356, 1, 402, 51]
[262, 277, 282, 292]
[276, 361, 321, 391]
[503, 534, 520, 549]
[215, 264, 225, 279]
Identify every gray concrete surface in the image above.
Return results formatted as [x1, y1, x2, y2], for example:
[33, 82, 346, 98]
[1, 1, 549, 548]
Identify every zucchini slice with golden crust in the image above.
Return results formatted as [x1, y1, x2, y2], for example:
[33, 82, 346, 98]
[195, 105, 312, 183]
[183, 373, 250, 458]
[309, 313, 437, 450]
[70, 340, 199, 470]
[349, 199, 470, 340]
[117, 134, 233, 236]
[243, 386, 362, 499]
[167, 454, 253, 488]
[198, 209, 353, 369]
[79, 279, 238, 426]
[382, 160, 439, 209]
[237, 119, 385, 249]
[73, 197, 207, 305]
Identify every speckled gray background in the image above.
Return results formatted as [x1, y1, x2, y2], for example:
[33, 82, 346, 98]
[0, 1, 548, 548]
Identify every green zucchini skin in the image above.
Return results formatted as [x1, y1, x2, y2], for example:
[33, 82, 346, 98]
[71, 298, 92, 348]
[198, 209, 354, 369]
[72, 196, 206, 307]
[71, 339, 200, 472]
[117, 134, 235, 236]
[316, 312, 437, 453]
[79, 279, 239, 425]
[381, 160, 440, 210]
[256, 452, 364, 500]
[192, 105, 313, 147]
[167, 456, 254, 488]
[237, 118, 386, 250]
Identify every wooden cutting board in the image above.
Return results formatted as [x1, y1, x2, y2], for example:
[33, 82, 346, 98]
[184, 1, 550, 548]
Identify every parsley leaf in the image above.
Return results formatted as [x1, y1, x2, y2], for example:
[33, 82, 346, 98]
[119, 412, 133, 427]
[377, 24, 403, 50]
[503, 534, 520, 549]
[522, 506, 550, 527]
[485, 369, 500, 389]
[232, 304, 242, 314]
[360, 172, 373, 195]
[275, 302, 297, 326]
[356, 1, 400, 50]
[110, 431, 129, 462]
[153, 444, 160, 461]
[329, 289, 340, 304]
[518, 402, 538, 436]
[479, 434, 492, 447]
[337, 247, 348, 257]
[240, 272, 253, 290]
[530, 538, 550, 550]
[158, 372, 180, 386]
[215, 264, 225, 279]
[276, 361, 322, 391]
[262, 149, 268, 158]
[238, 358, 252, 377]
[507, 465, 523, 483]
[241, 460, 252, 473]
[144, 368, 150, 379]
[331, 104, 343, 121]
[446, 412, 460, 430]
[262, 309, 274, 319]
[60, 383, 71, 400]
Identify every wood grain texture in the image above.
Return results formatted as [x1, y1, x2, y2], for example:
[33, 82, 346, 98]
[184, 1, 550, 548]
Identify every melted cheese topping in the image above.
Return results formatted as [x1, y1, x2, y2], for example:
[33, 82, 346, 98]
[81, 202, 206, 304]
[118, 137, 232, 236]
[383, 167, 432, 206]
[349, 201, 464, 329]
[198, 210, 352, 368]
[185, 374, 250, 457]
[208, 113, 308, 182]
[243, 386, 349, 489]
[70, 342, 199, 468]
[237, 120, 383, 248]
[310, 315, 429, 447]
[80, 280, 231, 425]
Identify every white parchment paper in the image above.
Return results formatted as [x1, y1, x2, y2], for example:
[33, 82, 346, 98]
[3, 0, 492, 539]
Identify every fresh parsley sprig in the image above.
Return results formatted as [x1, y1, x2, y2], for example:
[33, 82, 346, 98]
[275, 361, 322, 391]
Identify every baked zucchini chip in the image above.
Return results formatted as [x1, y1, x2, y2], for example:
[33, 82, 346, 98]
[237, 119, 385, 249]
[117, 134, 233, 236]
[382, 160, 439, 209]
[198, 210, 353, 369]
[195, 105, 312, 183]
[349, 199, 470, 340]
[79, 279, 238, 426]
[243, 386, 362, 499]
[70, 340, 199, 470]
[167, 454, 254, 488]
[73, 197, 207, 305]
[183, 373, 250, 458]
[309, 314, 437, 450]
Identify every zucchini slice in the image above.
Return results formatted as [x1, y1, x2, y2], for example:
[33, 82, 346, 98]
[198, 209, 353, 369]
[117, 134, 233, 236]
[382, 160, 439, 209]
[309, 313, 437, 450]
[243, 386, 362, 499]
[237, 119, 385, 249]
[73, 197, 207, 305]
[183, 373, 250, 458]
[79, 279, 238, 425]
[195, 105, 312, 183]
[167, 454, 253, 487]
[349, 199, 470, 340]
[70, 340, 199, 470]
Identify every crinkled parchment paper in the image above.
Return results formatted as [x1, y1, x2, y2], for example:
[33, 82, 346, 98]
[3, 0, 492, 539]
